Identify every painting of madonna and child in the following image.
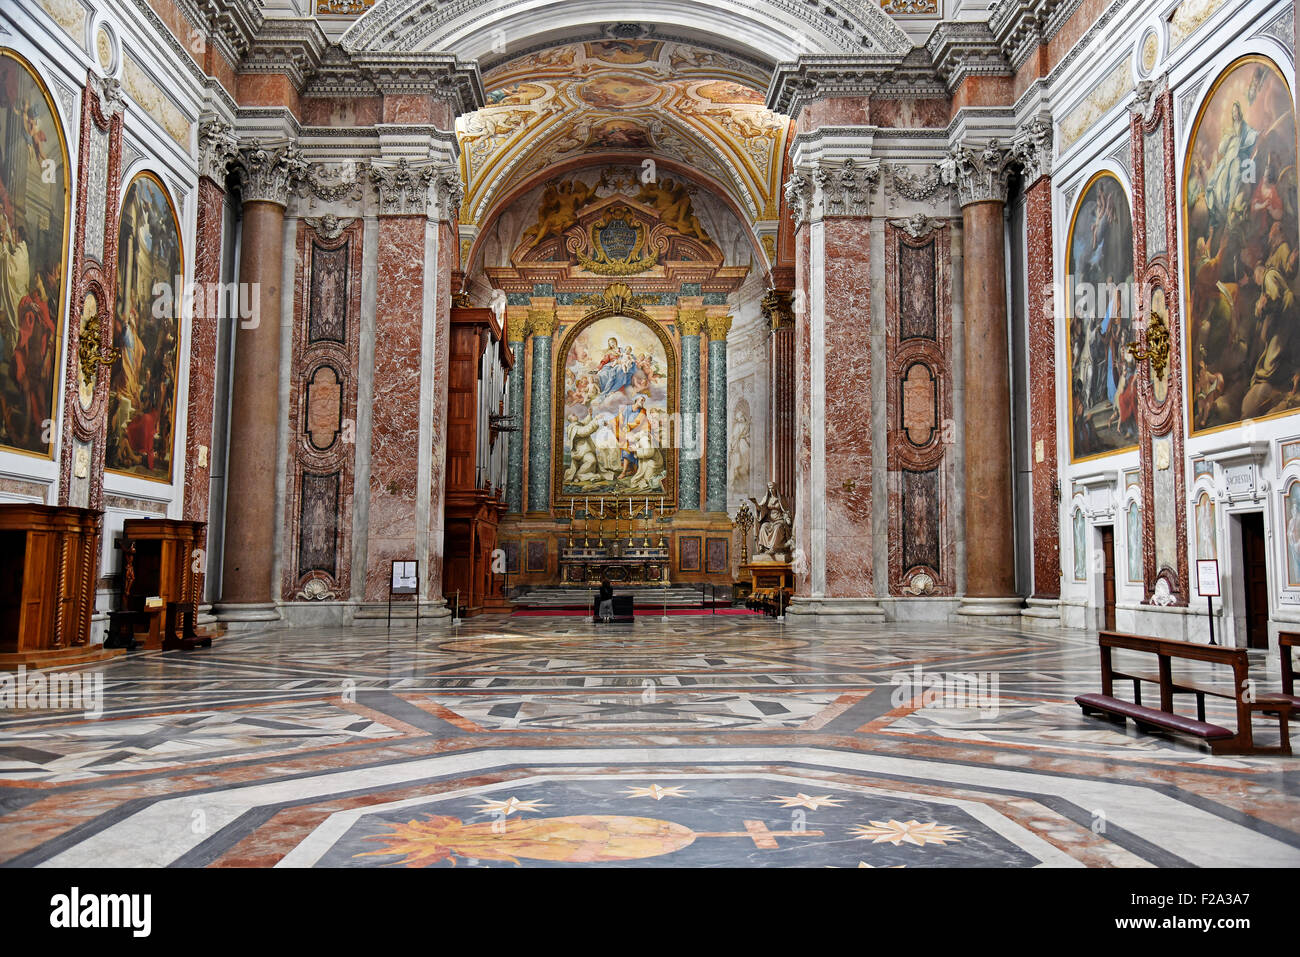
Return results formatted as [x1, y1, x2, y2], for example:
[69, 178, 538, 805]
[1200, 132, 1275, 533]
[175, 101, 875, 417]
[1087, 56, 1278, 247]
[1186, 55, 1299, 435]
[560, 316, 672, 497]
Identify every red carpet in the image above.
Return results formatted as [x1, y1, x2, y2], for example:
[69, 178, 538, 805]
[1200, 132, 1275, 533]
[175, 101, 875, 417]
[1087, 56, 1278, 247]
[511, 607, 759, 617]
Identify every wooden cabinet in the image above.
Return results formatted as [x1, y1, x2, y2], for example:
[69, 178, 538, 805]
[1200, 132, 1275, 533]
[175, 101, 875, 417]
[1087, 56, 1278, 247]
[0, 504, 113, 665]
[113, 519, 210, 649]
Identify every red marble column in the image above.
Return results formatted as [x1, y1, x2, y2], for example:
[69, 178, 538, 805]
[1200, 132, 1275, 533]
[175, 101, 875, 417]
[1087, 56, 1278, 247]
[364, 216, 427, 602]
[822, 217, 874, 597]
[962, 199, 1017, 599]
[425, 219, 454, 602]
[1024, 176, 1060, 599]
[220, 199, 285, 610]
[182, 175, 226, 603]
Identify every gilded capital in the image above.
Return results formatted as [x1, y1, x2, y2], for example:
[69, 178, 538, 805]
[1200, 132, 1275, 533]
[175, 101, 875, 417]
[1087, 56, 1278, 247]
[678, 308, 706, 337]
[505, 312, 529, 342]
[705, 314, 733, 340]
[527, 308, 557, 338]
[761, 290, 794, 330]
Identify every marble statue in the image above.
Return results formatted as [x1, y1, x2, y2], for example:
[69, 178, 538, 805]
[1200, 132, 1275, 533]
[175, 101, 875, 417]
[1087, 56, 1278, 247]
[748, 482, 793, 563]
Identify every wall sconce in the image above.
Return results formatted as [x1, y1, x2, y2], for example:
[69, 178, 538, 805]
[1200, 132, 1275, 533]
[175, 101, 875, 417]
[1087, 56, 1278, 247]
[1127, 304, 1170, 380]
[77, 311, 119, 388]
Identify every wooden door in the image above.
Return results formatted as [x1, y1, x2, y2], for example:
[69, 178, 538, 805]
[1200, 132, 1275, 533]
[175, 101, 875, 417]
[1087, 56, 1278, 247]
[1100, 526, 1116, 631]
[1241, 513, 1269, 649]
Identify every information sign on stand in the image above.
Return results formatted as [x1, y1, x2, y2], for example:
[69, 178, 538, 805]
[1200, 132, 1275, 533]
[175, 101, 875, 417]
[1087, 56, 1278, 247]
[388, 560, 420, 628]
[1196, 559, 1220, 645]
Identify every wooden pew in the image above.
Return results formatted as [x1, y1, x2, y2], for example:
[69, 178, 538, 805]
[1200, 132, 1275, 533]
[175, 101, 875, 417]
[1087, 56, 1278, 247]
[1075, 630, 1292, 755]
[1278, 632, 1300, 713]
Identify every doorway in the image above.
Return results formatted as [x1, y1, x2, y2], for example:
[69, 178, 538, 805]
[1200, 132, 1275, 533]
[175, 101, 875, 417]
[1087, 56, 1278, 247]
[1098, 526, 1116, 631]
[1239, 512, 1269, 649]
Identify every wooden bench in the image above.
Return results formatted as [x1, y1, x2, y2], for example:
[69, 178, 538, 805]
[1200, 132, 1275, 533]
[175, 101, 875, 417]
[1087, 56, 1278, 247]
[1278, 632, 1300, 714]
[1075, 630, 1292, 755]
[745, 586, 792, 617]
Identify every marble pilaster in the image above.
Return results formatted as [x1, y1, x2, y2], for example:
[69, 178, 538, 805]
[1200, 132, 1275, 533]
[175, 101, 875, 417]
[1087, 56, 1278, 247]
[762, 291, 796, 505]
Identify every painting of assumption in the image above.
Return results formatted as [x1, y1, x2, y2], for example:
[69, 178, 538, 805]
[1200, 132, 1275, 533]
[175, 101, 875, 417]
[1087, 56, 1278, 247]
[1067, 172, 1136, 461]
[0, 50, 69, 457]
[1185, 55, 1300, 434]
[560, 316, 671, 496]
[108, 173, 181, 481]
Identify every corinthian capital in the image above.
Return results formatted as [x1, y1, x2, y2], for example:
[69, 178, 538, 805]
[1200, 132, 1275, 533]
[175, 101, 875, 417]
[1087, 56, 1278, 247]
[705, 314, 733, 340]
[198, 118, 240, 185]
[937, 139, 1014, 206]
[526, 307, 557, 338]
[236, 139, 307, 206]
[367, 158, 436, 216]
[814, 157, 880, 218]
[1009, 116, 1053, 186]
[433, 167, 464, 223]
[783, 172, 813, 230]
[677, 309, 706, 337]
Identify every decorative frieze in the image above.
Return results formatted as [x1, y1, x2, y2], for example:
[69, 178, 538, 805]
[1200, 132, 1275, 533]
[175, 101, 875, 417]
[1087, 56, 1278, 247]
[888, 214, 948, 240]
[814, 158, 880, 218]
[236, 139, 308, 206]
[885, 164, 947, 204]
[352, 52, 486, 114]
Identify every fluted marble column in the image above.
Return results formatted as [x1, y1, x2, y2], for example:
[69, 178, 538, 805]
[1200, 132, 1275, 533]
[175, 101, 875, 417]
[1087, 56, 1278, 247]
[677, 310, 704, 510]
[526, 308, 556, 512]
[705, 313, 731, 512]
[217, 141, 305, 619]
[505, 312, 528, 514]
[941, 141, 1020, 614]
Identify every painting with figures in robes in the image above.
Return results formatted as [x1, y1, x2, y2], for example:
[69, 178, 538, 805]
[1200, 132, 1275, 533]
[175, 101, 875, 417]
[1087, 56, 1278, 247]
[558, 315, 672, 498]
[0, 50, 68, 457]
[1185, 55, 1299, 434]
[107, 173, 181, 481]
[1066, 172, 1136, 461]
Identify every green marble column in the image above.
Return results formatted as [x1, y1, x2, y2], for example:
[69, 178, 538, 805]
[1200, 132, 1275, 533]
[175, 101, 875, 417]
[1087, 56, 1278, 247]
[505, 313, 527, 514]
[526, 309, 557, 512]
[705, 314, 731, 513]
[678, 310, 704, 509]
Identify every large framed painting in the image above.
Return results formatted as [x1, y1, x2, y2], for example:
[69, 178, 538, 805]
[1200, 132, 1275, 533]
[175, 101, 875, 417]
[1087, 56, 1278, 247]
[107, 172, 182, 481]
[1185, 55, 1298, 435]
[553, 312, 676, 503]
[1066, 171, 1137, 461]
[0, 49, 70, 458]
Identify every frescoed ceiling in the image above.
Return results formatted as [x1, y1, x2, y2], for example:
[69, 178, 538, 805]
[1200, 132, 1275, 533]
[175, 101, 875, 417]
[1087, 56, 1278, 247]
[454, 38, 792, 242]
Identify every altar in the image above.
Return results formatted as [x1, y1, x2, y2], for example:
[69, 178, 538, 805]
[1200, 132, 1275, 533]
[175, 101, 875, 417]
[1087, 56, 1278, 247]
[560, 542, 669, 585]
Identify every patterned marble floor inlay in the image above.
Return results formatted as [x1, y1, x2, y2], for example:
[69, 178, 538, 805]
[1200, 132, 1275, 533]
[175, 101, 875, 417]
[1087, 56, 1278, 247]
[1, 617, 1297, 867]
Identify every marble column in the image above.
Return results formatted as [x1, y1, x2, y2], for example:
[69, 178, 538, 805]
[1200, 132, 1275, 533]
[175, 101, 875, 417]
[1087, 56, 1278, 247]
[185, 120, 238, 606]
[217, 141, 304, 618]
[505, 312, 528, 514]
[942, 142, 1020, 612]
[526, 308, 556, 513]
[678, 310, 704, 510]
[763, 290, 796, 505]
[705, 314, 731, 513]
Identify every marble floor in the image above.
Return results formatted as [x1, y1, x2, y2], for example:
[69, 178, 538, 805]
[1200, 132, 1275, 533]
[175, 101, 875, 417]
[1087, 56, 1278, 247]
[1, 616, 1297, 868]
